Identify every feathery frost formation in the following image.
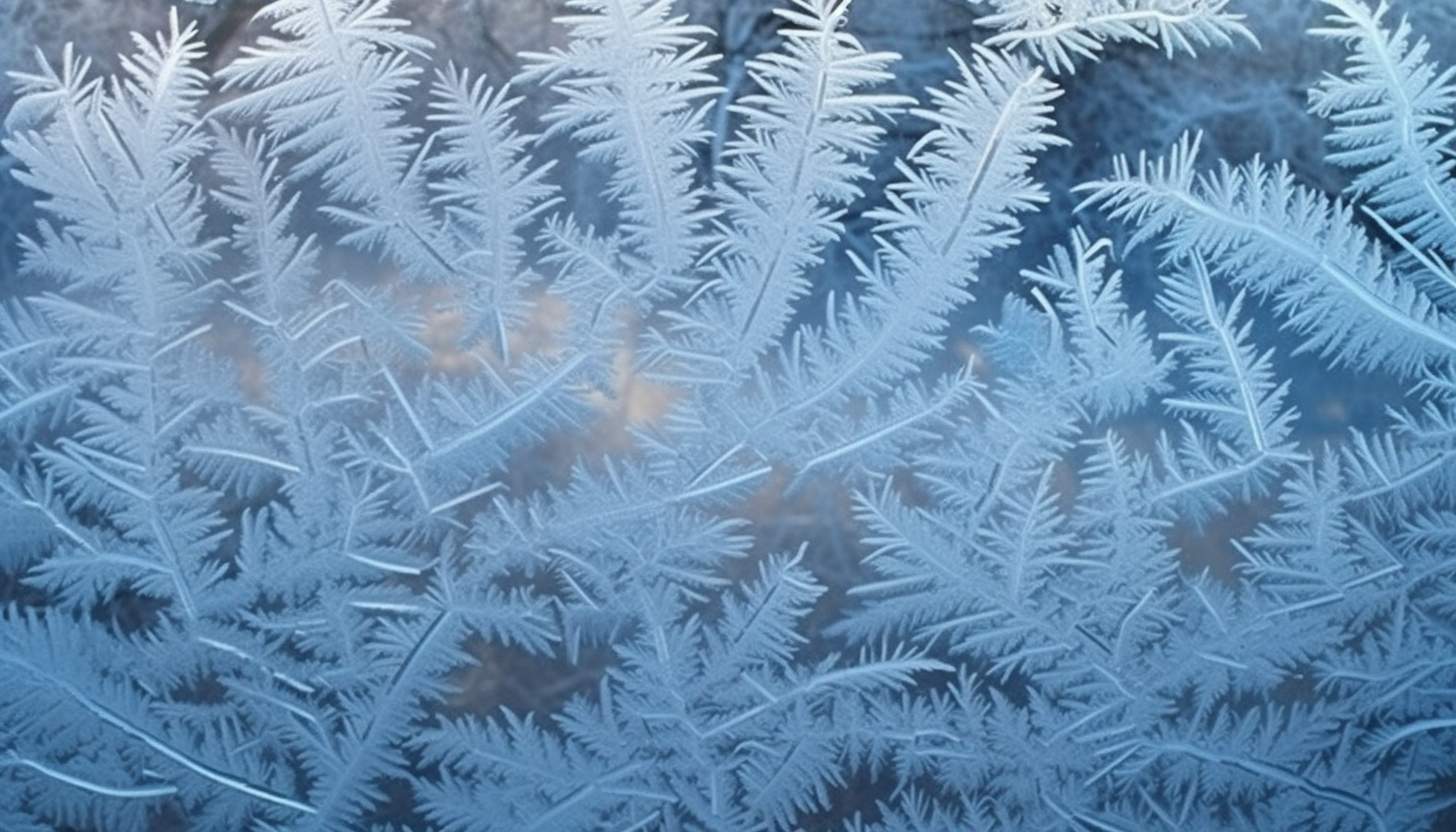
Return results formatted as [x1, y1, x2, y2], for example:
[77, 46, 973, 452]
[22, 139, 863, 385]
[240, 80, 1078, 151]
[0, 1, 1453, 830]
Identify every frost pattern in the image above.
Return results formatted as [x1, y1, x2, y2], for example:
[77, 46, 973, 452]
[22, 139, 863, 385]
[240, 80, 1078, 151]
[0, 1, 1453, 831]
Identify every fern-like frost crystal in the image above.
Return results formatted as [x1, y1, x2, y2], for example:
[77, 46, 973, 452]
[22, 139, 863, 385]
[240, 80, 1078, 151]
[1, 1, 1453, 831]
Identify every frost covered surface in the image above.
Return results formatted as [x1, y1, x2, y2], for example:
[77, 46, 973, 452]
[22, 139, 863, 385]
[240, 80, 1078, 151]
[0, 1, 1454, 830]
